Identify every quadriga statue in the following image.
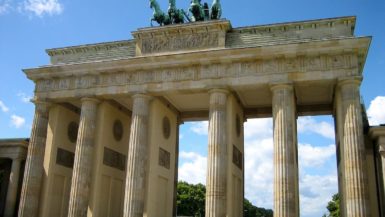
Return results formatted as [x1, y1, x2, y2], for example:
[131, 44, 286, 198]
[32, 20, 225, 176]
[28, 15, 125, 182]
[149, 0, 222, 26]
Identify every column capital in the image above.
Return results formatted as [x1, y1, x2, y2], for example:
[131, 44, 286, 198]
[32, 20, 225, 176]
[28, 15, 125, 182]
[337, 76, 362, 87]
[269, 83, 293, 92]
[131, 93, 153, 101]
[31, 99, 52, 113]
[379, 143, 385, 156]
[208, 88, 230, 95]
[80, 97, 101, 104]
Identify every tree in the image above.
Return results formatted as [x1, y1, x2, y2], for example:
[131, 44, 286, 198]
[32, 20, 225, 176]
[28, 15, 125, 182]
[176, 181, 273, 217]
[177, 181, 206, 216]
[323, 193, 340, 217]
[244, 198, 273, 217]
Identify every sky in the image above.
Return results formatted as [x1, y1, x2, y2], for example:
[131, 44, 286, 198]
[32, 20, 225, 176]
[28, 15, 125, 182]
[1, 0, 385, 216]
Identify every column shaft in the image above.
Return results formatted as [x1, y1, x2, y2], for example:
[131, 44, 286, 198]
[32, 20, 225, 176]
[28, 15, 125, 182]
[271, 84, 299, 217]
[4, 158, 21, 217]
[206, 89, 228, 217]
[378, 142, 385, 212]
[123, 94, 151, 217]
[18, 101, 50, 217]
[68, 98, 99, 217]
[338, 79, 370, 217]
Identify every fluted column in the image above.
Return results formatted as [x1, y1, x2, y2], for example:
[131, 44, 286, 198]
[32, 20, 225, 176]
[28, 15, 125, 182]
[18, 101, 50, 217]
[4, 158, 21, 217]
[206, 89, 228, 217]
[68, 98, 100, 217]
[337, 78, 370, 216]
[271, 84, 299, 217]
[123, 94, 151, 217]
[379, 142, 385, 198]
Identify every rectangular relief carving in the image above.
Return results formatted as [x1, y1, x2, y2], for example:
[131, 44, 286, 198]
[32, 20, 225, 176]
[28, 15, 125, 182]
[103, 147, 126, 171]
[232, 145, 243, 170]
[141, 32, 219, 54]
[56, 148, 74, 169]
[158, 147, 170, 170]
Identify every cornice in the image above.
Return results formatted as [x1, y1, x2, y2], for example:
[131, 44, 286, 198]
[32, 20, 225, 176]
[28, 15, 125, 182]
[231, 16, 356, 34]
[24, 36, 371, 81]
[46, 40, 135, 57]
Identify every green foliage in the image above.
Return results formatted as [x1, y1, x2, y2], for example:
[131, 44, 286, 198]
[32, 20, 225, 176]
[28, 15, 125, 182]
[244, 198, 273, 217]
[177, 181, 206, 217]
[176, 181, 273, 217]
[323, 193, 340, 217]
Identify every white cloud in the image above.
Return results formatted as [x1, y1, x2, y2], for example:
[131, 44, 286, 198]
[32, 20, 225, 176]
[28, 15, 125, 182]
[21, 0, 62, 17]
[298, 143, 335, 168]
[190, 121, 208, 135]
[244, 137, 274, 209]
[10, 114, 26, 128]
[17, 92, 32, 103]
[297, 116, 335, 140]
[0, 100, 9, 112]
[179, 118, 338, 216]
[0, 0, 11, 14]
[244, 118, 273, 139]
[299, 174, 338, 217]
[367, 96, 385, 126]
[178, 151, 207, 184]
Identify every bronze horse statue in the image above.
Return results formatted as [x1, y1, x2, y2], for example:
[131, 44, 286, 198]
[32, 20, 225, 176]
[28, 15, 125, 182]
[149, 0, 222, 26]
[168, 0, 185, 24]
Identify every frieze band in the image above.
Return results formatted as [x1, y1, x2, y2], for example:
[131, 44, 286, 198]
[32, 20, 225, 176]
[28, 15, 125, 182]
[35, 54, 357, 94]
[141, 32, 219, 54]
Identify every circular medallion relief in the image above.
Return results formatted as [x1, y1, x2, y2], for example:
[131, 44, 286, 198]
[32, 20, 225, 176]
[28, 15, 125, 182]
[162, 116, 171, 139]
[113, 120, 124, 141]
[68, 122, 79, 143]
[236, 114, 241, 137]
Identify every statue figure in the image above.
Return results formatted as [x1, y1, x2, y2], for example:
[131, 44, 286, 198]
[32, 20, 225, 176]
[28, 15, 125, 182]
[168, 0, 185, 24]
[210, 0, 221, 20]
[150, 0, 171, 26]
[203, 3, 209, 21]
[148, 0, 223, 26]
[189, 0, 204, 22]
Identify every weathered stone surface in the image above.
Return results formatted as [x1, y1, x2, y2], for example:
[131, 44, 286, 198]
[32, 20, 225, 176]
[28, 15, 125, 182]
[206, 89, 228, 217]
[4, 158, 21, 217]
[68, 98, 100, 217]
[18, 101, 50, 217]
[271, 84, 299, 217]
[337, 78, 370, 217]
[123, 94, 151, 217]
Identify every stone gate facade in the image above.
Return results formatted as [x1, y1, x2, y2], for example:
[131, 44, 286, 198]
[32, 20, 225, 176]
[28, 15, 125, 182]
[5, 16, 385, 217]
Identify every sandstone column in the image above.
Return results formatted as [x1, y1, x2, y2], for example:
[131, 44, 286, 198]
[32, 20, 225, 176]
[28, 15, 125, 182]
[68, 98, 100, 217]
[379, 142, 385, 199]
[18, 101, 50, 217]
[206, 89, 228, 217]
[123, 94, 151, 217]
[4, 158, 21, 217]
[337, 78, 370, 216]
[271, 84, 299, 217]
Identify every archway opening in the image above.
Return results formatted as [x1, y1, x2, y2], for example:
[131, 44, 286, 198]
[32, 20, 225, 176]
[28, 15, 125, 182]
[297, 115, 338, 217]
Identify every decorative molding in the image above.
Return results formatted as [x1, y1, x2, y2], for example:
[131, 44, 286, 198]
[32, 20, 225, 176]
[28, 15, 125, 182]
[35, 53, 356, 94]
[141, 32, 219, 54]
[103, 147, 126, 171]
[46, 40, 135, 57]
[56, 148, 75, 168]
[232, 145, 242, 170]
[113, 120, 124, 142]
[67, 122, 79, 143]
[133, 20, 230, 55]
[158, 147, 170, 169]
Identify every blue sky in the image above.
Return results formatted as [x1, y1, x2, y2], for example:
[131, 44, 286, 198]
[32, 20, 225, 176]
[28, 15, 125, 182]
[1, 0, 385, 216]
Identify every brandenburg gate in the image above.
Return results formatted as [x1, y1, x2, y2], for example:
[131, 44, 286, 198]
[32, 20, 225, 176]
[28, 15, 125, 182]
[14, 16, 385, 217]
